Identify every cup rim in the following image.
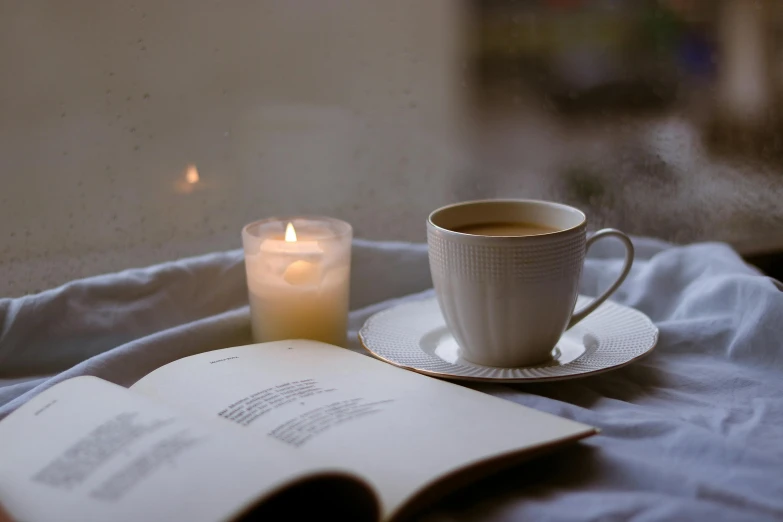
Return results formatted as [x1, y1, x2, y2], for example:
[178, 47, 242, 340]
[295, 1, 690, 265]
[427, 199, 586, 239]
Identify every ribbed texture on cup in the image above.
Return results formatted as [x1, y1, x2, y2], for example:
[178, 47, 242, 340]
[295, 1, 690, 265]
[428, 224, 586, 367]
[428, 227, 585, 282]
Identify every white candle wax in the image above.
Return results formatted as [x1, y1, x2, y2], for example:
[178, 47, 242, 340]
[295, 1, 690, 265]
[242, 217, 352, 346]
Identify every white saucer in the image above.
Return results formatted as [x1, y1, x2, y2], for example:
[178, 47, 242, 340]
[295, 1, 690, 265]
[358, 295, 658, 383]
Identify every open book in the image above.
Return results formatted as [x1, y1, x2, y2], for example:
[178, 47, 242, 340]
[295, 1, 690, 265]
[0, 341, 596, 521]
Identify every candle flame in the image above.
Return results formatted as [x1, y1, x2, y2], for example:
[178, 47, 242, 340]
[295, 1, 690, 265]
[285, 222, 297, 242]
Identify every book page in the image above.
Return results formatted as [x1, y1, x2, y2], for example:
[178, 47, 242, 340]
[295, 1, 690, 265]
[0, 376, 377, 522]
[131, 341, 596, 518]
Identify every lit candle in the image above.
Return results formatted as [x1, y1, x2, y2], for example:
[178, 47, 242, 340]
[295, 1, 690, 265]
[242, 217, 352, 346]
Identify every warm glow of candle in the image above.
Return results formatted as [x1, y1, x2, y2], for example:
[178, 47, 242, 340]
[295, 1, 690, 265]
[243, 217, 352, 347]
[285, 222, 297, 242]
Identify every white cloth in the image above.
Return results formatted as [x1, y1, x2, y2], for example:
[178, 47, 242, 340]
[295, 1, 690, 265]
[1, 238, 782, 521]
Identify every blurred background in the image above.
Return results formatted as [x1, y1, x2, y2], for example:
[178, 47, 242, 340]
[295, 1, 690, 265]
[1, 0, 782, 297]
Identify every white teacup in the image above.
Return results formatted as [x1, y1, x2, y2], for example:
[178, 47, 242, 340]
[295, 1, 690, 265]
[427, 199, 634, 368]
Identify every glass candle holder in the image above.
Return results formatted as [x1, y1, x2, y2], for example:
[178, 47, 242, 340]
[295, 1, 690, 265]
[242, 216, 352, 346]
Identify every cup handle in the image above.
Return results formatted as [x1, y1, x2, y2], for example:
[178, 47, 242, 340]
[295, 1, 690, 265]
[567, 229, 635, 329]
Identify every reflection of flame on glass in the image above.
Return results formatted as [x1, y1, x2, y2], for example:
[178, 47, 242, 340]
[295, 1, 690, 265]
[174, 163, 205, 194]
[186, 164, 200, 184]
[285, 222, 297, 242]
